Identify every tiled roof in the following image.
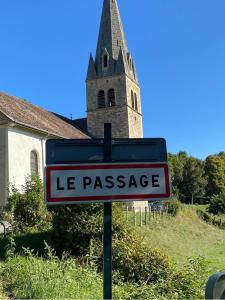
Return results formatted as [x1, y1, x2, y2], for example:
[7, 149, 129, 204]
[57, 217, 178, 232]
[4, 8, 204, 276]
[0, 92, 89, 139]
[73, 118, 87, 133]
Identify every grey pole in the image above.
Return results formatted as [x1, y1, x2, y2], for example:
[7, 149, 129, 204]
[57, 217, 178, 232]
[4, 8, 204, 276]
[103, 123, 112, 300]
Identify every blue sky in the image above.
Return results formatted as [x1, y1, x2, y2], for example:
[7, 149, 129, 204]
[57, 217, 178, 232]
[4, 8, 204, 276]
[0, 0, 225, 159]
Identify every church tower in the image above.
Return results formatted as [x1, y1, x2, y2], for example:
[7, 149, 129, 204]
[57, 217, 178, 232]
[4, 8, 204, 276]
[86, 0, 143, 138]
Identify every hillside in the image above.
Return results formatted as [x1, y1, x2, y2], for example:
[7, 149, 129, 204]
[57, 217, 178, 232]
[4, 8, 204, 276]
[134, 206, 225, 271]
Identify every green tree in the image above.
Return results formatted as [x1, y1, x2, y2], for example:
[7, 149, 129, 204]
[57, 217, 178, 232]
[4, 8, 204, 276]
[168, 151, 187, 196]
[208, 191, 225, 214]
[205, 155, 225, 197]
[180, 157, 207, 204]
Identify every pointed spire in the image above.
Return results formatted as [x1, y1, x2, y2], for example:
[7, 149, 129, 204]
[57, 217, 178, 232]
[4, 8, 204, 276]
[86, 53, 96, 80]
[94, 0, 130, 77]
[87, 0, 138, 83]
[96, 0, 128, 62]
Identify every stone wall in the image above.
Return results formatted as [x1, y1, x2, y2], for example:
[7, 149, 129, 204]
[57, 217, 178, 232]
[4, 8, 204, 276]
[125, 76, 143, 138]
[87, 74, 143, 138]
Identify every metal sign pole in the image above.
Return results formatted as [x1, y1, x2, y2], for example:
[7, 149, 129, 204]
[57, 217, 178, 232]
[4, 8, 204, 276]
[103, 123, 112, 300]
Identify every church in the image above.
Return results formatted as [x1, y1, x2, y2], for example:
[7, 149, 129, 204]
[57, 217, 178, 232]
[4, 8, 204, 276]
[0, 0, 143, 206]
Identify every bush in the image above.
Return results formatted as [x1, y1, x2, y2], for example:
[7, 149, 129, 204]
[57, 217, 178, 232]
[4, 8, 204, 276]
[5, 175, 52, 232]
[208, 191, 225, 215]
[164, 198, 180, 216]
[112, 235, 175, 284]
[51, 204, 103, 256]
[197, 208, 225, 228]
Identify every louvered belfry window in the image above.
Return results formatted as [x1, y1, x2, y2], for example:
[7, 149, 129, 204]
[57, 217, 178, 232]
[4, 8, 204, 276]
[131, 90, 134, 108]
[134, 93, 138, 111]
[98, 90, 106, 108]
[30, 151, 38, 175]
[108, 89, 116, 107]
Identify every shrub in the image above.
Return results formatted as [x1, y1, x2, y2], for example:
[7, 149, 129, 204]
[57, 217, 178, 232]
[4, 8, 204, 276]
[164, 198, 180, 216]
[51, 204, 103, 256]
[197, 208, 225, 228]
[5, 175, 52, 232]
[112, 235, 175, 284]
[208, 191, 225, 215]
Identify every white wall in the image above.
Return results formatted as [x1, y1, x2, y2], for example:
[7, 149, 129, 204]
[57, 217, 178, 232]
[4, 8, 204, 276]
[0, 126, 8, 206]
[8, 126, 46, 192]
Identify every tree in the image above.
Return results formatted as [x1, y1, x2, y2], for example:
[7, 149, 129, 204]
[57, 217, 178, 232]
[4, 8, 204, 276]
[208, 191, 225, 214]
[168, 152, 187, 197]
[180, 157, 207, 204]
[204, 155, 225, 197]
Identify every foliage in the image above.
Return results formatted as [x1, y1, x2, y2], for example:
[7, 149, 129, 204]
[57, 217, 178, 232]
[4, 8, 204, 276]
[205, 155, 225, 197]
[164, 198, 180, 216]
[0, 206, 218, 300]
[180, 157, 207, 204]
[0, 231, 51, 260]
[168, 152, 207, 203]
[5, 175, 51, 232]
[0, 252, 103, 299]
[169, 151, 225, 203]
[196, 207, 225, 228]
[170, 256, 209, 299]
[0, 249, 209, 300]
[168, 151, 187, 196]
[51, 204, 103, 256]
[112, 236, 175, 284]
[208, 191, 225, 215]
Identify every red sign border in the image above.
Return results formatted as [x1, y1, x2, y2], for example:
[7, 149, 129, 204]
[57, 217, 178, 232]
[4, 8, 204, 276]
[45, 163, 171, 204]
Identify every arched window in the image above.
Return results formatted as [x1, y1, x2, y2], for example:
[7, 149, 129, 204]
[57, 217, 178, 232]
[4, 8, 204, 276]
[131, 90, 134, 108]
[30, 151, 38, 175]
[134, 93, 138, 111]
[108, 89, 116, 107]
[127, 53, 130, 64]
[132, 61, 136, 78]
[98, 90, 105, 108]
[103, 55, 108, 68]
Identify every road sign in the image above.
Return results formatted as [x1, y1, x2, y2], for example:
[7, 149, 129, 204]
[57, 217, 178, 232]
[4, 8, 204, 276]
[46, 138, 167, 165]
[45, 162, 170, 205]
[45, 124, 171, 300]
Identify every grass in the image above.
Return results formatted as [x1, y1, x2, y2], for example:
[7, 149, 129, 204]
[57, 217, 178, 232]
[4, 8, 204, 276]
[1, 205, 225, 299]
[0, 255, 103, 299]
[0, 253, 130, 299]
[0, 279, 7, 300]
[129, 206, 225, 271]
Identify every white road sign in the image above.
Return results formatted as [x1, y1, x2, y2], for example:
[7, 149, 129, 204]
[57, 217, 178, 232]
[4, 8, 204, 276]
[45, 162, 171, 205]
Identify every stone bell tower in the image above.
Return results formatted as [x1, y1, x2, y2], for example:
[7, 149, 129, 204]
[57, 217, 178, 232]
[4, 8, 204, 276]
[86, 0, 143, 139]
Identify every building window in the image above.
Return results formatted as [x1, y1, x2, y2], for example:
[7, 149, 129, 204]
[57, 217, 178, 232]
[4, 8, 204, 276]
[131, 90, 134, 108]
[134, 93, 138, 111]
[98, 90, 106, 108]
[103, 55, 108, 68]
[108, 89, 116, 107]
[30, 151, 38, 175]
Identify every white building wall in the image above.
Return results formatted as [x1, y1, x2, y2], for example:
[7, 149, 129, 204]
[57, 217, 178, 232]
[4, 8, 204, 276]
[8, 126, 46, 192]
[0, 126, 8, 206]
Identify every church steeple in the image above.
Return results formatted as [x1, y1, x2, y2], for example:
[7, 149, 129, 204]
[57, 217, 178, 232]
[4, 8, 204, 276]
[86, 0, 143, 139]
[87, 0, 137, 81]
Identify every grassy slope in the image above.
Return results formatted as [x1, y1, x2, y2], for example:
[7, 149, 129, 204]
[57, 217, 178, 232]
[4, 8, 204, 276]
[135, 207, 225, 271]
